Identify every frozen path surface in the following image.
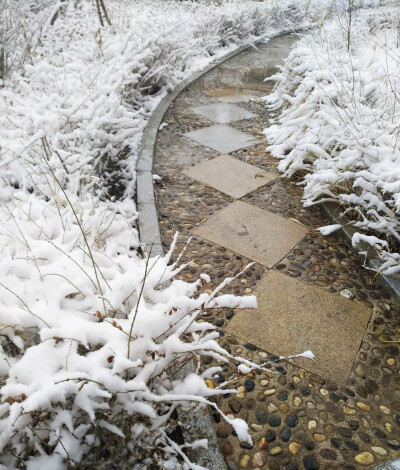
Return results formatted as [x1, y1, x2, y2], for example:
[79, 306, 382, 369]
[152, 33, 400, 469]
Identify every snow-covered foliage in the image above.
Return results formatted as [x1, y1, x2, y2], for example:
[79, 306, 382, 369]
[264, 1, 400, 275]
[0, 0, 326, 467]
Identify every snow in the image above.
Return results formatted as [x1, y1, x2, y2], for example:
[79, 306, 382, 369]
[318, 224, 342, 236]
[264, 0, 400, 274]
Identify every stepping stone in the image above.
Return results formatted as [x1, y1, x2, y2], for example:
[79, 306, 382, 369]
[183, 155, 277, 199]
[205, 88, 254, 103]
[193, 200, 308, 267]
[226, 270, 371, 385]
[190, 102, 257, 123]
[184, 124, 261, 154]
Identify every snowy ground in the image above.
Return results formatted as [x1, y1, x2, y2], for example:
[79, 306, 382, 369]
[0, 0, 333, 467]
[264, 0, 400, 275]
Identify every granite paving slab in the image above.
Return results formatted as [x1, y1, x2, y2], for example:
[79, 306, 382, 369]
[190, 102, 257, 123]
[205, 88, 255, 102]
[184, 124, 261, 154]
[193, 200, 309, 267]
[226, 270, 371, 385]
[183, 155, 277, 199]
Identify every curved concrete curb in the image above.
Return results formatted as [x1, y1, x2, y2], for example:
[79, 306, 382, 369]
[135, 28, 302, 470]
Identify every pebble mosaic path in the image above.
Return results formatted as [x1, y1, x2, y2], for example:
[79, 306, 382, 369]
[152, 34, 400, 469]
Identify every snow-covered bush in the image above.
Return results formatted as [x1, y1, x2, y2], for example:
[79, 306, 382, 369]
[0, 180, 258, 468]
[264, 1, 400, 274]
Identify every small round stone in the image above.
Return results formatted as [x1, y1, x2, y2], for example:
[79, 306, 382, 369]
[387, 439, 400, 450]
[343, 406, 356, 415]
[268, 403, 278, 413]
[371, 446, 387, 456]
[357, 401, 371, 411]
[221, 444, 233, 456]
[269, 446, 282, 456]
[293, 376, 301, 384]
[260, 379, 269, 387]
[281, 428, 291, 442]
[266, 431, 276, 442]
[269, 416, 281, 428]
[354, 452, 374, 466]
[385, 422, 394, 433]
[387, 358, 396, 366]
[239, 454, 250, 468]
[287, 415, 298, 428]
[229, 399, 242, 414]
[380, 405, 391, 415]
[251, 424, 263, 432]
[258, 437, 268, 450]
[205, 379, 214, 389]
[303, 456, 319, 470]
[293, 396, 302, 407]
[279, 403, 290, 413]
[324, 424, 334, 433]
[308, 420, 317, 430]
[320, 388, 328, 396]
[289, 442, 301, 455]
[245, 379, 255, 392]
[355, 363, 366, 376]
[227, 459, 240, 470]
[264, 388, 276, 396]
[256, 409, 268, 424]
[313, 433, 326, 442]
[252, 452, 267, 467]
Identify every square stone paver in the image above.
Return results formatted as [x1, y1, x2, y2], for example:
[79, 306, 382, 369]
[226, 270, 371, 385]
[190, 102, 257, 123]
[184, 124, 261, 154]
[205, 88, 254, 103]
[183, 155, 277, 199]
[193, 200, 309, 267]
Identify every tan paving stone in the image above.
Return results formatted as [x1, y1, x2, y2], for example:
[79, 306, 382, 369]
[183, 155, 277, 199]
[184, 124, 261, 154]
[190, 102, 257, 123]
[226, 270, 371, 385]
[193, 200, 309, 267]
[205, 88, 254, 102]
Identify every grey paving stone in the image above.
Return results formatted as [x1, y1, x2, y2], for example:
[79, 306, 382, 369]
[193, 200, 309, 267]
[226, 270, 371, 385]
[190, 102, 257, 123]
[183, 155, 277, 199]
[184, 124, 261, 154]
[205, 88, 254, 102]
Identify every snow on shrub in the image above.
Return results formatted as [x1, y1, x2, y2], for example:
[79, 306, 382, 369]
[0, 181, 258, 468]
[264, 1, 400, 274]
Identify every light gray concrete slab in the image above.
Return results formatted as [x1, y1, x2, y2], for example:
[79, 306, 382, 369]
[374, 457, 400, 469]
[226, 270, 371, 385]
[184, 124, 261, 154]
[190, 102, 257, 123]
[183, 155, 277, 199]
[205, 88, 254, 103]
[193, 200, 309, 267]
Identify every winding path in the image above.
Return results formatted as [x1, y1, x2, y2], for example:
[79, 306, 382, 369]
[150, 33, 400, 470]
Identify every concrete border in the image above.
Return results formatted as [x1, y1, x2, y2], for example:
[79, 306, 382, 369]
[135, 28, 302, 470]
